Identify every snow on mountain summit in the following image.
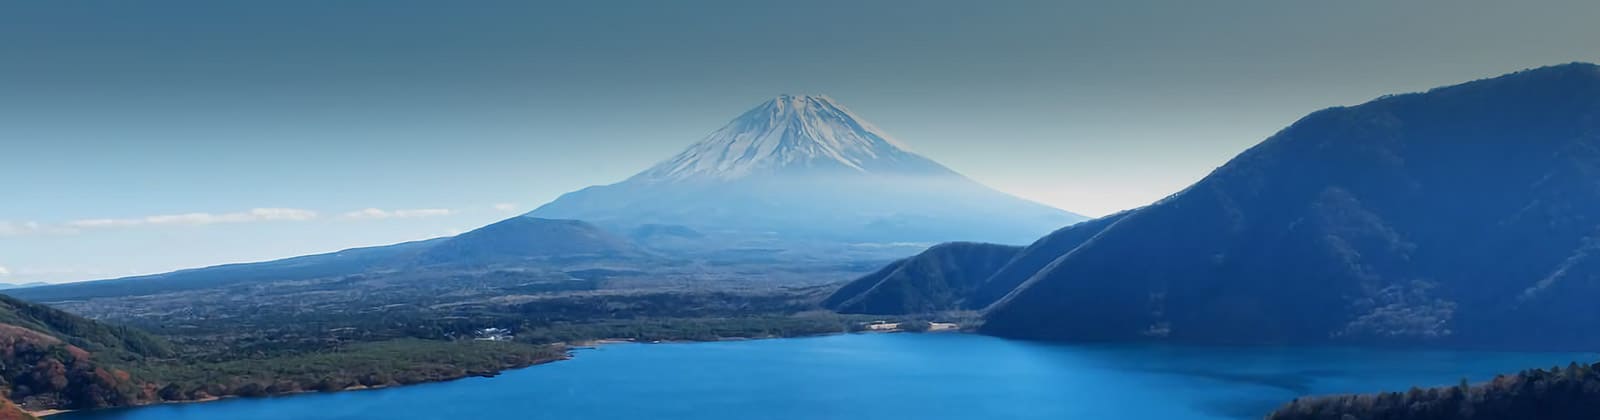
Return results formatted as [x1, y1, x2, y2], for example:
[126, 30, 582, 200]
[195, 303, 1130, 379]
[633, 95, 952, 182]
[529, 93, 1088, 244]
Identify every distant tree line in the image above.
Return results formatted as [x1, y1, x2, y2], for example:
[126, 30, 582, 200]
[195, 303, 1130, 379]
[1270, 361, 1600, 420]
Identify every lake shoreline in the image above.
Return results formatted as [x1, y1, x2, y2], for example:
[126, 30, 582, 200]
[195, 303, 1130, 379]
[32, 351, 576, 418]
[38, 327, 957, 418]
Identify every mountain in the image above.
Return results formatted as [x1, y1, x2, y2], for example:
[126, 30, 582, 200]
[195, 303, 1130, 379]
[10, 238, 445, 302]
[634, 94, 951, 181]
[967, 211, 1132, 309]
[11, 217, 642, 302]
[0, 283, 47, 291]
[974, 63, 1600, 350]
[627, 224, 705, 242]
[0, 293, 172, 410]
[416, 217, 643, 265]
[823, 242, 1021, 315]
[821, 211, 1133, 316]
[20, 97, 1083, 304]
[529, 94, 1086, 245]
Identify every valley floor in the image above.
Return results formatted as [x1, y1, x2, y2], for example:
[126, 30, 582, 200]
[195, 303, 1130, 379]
[43, 326, 979, 417]
[12, 259, 975, 414]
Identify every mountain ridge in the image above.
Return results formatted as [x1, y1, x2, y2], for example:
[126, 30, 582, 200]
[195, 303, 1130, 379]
[9, 217, 644, 302]
[823, 242, 1022, 315]
[975, 62, 1600, 349]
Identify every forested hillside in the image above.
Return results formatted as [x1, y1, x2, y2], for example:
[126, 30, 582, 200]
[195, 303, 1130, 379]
[1270, 362, 1600, 420]
[0, 294, 168, 410]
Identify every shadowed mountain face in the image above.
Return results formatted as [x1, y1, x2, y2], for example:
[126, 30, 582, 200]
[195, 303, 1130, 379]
[968, 212, 1132, 308]
[529, 95, 1085, 245]
[822, 214, 1133, 316]
[976, 63, 1600, 350]
[823, 242, 1022, 315]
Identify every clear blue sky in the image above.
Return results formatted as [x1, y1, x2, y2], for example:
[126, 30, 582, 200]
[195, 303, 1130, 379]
[3, 0, 1598, 283]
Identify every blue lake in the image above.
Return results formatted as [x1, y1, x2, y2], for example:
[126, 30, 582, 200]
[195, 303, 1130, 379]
[54, 333, 1597, 419]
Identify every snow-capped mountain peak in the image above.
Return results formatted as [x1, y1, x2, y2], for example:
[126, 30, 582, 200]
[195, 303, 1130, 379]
[633, 95, 950, 182]
[529, 93, 1087, 244]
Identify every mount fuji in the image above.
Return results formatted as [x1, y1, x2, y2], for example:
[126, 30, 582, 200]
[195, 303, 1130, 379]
[11, 95, 1082, 302]
[530, 95, 1086, 244]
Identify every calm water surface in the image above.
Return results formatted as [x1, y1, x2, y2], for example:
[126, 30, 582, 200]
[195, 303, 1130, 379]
[55, 333, 1596, 419]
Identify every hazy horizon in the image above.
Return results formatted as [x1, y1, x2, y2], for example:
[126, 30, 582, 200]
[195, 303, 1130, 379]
[4, 0, 1600, 283]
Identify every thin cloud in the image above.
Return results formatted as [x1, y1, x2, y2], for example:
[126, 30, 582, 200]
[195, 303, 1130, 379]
[0, 220, 77, 236]
[5, 206, 453, 237]
[0, 265, 9, 276]
[342, 208, 454, 220]
[66, 208, 319, 229]
[2, 266, 134, 282]
[0, 221, 39, 236]
[492, 203, 520, 213]
[2, 208, 319, 237]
